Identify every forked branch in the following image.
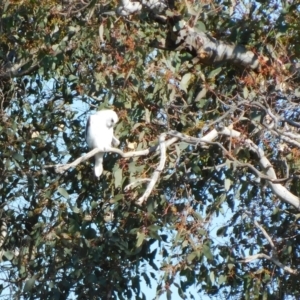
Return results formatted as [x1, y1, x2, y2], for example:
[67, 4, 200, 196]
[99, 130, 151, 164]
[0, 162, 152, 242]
[46, 126, 300, 209]
[240, 253, 297, 275]
[239, 214, 298, 275]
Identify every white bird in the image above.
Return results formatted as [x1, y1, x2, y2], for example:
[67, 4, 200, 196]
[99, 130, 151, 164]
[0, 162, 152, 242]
[85, 110, 119, 177]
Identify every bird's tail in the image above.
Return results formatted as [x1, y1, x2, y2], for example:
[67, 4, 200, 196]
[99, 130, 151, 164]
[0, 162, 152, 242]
[94, 153, 104, 177]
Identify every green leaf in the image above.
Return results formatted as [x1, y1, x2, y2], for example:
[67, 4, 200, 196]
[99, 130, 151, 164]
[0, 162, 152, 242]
[180, 73, 193, 93]
[243, 86, 249, 99]
[57, 187, 69, 199]
[295, 87, 300, 97]
[19, 265, 26, 276]
[218, 274, 226, 285]
[182, 239, 188, 248]
[192, 211, 203, 221]
[224, 178, 231, 191]
[192, 164, 201, 174]
[166, 289, 172, 300]
[148, 225, 161, 231]
[198, 98, 209, 108]
[51, 44, 59, 51]
[68, 75, 78, 82]
[142, 272, 151, 287]
[72, 206, 80, 213]
[250, 110, 263, 122]
[27, 175, 34, 196]
[136, 232, 145, 248]
[91, 201, 98, 209]
[208, 67, 222, 79]
[216, 226, 227, 236]
[3, 251, 14, 261]
[23, 277, 36, 293]
[187, 252, 197, 263]
[114, 168, 123, 188]
[203, 244, 213, 260]
[12, 153, 24, 162]
[210, 271, 215, 284]
[148, 230, 160, 240]
[195, 87, 207, 102]
[178, 142, 189, 150]
[198, 228, 206, 236]
[111, 194, 124, 202]
[195, 21, 206, 32]
[173, 20, 185, 31]
[84, 228, 96, 239]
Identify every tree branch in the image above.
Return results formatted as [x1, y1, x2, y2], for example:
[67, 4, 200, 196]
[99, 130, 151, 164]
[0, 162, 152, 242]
[239, 253, 297, 275]
[167, 128, 300, 209]
[253, 220, 275, 249]
[135, 133, 167, 206]
[245, 139, 300, 210]
[151, 21, 261, 70]
[44, 137, 178, 174]
[46, 125, 300, 209]
[239, 214, 298, 275]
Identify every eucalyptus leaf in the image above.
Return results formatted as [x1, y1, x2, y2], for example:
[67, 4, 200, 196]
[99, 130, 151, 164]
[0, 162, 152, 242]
[180, 73, 193, 93]
[23, 277, 36, 293]
[136, 232, 145, 248]
[57, 187, 69, 199]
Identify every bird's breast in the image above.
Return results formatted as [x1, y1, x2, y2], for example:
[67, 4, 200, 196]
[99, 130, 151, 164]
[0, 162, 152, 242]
[87, 126, 113, 149]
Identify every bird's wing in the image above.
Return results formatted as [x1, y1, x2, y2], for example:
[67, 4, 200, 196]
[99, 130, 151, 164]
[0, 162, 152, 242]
[112, 135, 120, 147]
[85, 115, 94, 148]
[86, 113, 114, 148]
[85, 115, 91, 139]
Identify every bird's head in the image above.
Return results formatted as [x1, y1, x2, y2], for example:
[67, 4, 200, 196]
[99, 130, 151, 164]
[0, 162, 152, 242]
[105, 110, 119, 128]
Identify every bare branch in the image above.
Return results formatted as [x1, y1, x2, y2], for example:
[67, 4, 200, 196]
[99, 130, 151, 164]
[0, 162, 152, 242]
[245, 139, 300, 210]
[168, 128, 300, 209]
[44, 137, 178, 174]
[239, 212, 298, 274]
[151, 22, 261, 70]
[205, 140, 289, 183]
[135, 133, 167, 206]
[252, 219, 276, 250]
[239, 253, 298, 275]
[167, 127, 241, 144]
[271, 129, 300, 149]
[46, 125, 300, 209]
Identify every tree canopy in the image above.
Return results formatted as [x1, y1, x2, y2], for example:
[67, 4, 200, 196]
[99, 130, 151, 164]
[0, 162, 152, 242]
[1, 0, 300, 299]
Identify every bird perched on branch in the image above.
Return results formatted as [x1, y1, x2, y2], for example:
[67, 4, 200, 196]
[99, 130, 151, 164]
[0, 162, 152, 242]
[85, 110, 120, 177]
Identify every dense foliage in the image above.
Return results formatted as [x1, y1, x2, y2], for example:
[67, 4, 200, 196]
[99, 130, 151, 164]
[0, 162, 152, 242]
[0, 0, 300, 299]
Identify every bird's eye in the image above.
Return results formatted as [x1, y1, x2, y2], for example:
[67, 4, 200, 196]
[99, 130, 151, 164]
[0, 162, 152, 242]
[107, 118, 115, 128]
